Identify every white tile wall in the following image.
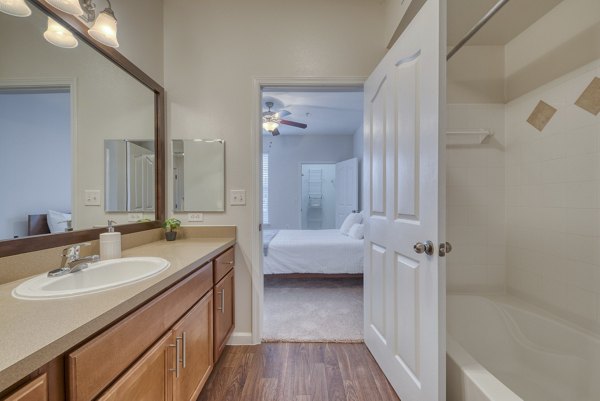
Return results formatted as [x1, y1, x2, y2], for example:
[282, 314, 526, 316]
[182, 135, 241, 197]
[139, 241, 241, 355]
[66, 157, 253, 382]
[505, 60, 600, 328]
[446, 104, 506, 291]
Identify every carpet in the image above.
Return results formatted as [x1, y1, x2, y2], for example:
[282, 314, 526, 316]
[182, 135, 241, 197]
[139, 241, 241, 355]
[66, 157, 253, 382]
[262, 276, 364, 343]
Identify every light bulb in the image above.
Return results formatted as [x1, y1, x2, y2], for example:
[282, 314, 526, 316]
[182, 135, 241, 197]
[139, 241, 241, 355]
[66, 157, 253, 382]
[0, 0, 31, 17]
[263, 121, 280, 132]
[88, 8, 119, 48]
[43, 17, 78, 48]
[44, 0, 83, 16]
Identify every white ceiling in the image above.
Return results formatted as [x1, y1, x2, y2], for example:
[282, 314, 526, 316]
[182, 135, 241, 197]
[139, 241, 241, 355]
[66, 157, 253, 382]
[448, 0, 563, 46]
[262, 90, 363, 136]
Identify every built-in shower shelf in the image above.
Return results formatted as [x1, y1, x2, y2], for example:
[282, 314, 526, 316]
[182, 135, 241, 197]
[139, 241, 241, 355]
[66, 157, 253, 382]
[446, 129, 493, 145]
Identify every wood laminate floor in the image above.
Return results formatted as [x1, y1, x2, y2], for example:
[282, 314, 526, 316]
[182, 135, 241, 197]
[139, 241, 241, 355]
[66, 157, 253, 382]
[197, 343, 400, 401]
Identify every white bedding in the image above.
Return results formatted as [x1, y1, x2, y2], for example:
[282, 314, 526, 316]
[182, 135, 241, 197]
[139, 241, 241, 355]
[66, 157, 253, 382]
[263, 229, 364, 275]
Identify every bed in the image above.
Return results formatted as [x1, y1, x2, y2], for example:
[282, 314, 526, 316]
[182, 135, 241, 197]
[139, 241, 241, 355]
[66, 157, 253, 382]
[263, 229, 364, 275]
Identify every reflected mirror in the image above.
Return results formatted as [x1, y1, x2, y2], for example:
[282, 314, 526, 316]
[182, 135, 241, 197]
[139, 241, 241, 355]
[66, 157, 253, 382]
[0, 2, 156, 240]
[105, 140, 155, 213]
[172, 139, 225, 212]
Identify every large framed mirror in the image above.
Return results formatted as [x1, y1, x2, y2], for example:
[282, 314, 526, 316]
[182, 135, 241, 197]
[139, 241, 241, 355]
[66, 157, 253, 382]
[0, 0, 165, 257]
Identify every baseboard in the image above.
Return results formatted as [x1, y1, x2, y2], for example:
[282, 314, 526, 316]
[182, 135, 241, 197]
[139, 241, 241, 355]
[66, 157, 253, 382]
[227, 331, 255, 345]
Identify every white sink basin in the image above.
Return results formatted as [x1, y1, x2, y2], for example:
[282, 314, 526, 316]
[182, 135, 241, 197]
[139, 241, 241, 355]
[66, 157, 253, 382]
[12, 257, 170, 300]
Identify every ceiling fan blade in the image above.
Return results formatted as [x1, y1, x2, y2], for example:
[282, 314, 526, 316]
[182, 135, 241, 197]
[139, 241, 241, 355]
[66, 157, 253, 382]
[280, 119, 307, 129]
[272, 128, 280, 136]
[277, 110, 291, 118]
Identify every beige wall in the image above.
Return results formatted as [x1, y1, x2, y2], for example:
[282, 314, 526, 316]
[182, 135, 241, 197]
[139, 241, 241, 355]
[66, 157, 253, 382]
[163, 0, 386, 339]
[447, 45, 505, 103]
[505, 0, 600, 101]
[383, 0, 413, 47]
[112, 0, 164, 85]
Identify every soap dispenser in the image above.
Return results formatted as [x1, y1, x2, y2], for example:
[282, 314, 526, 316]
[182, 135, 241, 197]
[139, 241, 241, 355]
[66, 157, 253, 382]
[100, 220, 121, 260]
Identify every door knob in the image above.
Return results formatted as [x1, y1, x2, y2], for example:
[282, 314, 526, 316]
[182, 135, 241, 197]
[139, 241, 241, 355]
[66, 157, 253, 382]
[414, 241, 434, 256]
[439, 242, 453, 257]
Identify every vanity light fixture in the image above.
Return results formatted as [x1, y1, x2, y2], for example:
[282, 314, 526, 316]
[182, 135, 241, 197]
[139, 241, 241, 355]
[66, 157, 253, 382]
[44, 0, 83, 16]
[44, 16, 79, 48]
[0, 0, 31, 17]
[44, 0, 120, 48]
[88, 4, 119, 48]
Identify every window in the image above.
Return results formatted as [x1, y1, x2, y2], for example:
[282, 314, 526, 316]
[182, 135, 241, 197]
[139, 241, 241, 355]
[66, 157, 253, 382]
[262, 153, 269, 225]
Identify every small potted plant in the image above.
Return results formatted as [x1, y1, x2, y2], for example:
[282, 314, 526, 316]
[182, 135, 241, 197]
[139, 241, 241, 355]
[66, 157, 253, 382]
[163, 218, 181, 241]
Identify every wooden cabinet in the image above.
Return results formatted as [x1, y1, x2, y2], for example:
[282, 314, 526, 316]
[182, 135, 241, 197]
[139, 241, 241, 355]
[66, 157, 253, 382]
[2, 375, 47, 401]
[4, 245, 236, 401]
[68, 263, 213, 401]
[214, 269, 234, 361]
[172, 292, 213, 401]
[97, 332, 175, 401]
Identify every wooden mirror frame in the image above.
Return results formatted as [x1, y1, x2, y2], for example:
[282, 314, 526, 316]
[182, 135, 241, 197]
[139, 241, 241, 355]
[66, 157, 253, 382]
[0, 0, 165, 257]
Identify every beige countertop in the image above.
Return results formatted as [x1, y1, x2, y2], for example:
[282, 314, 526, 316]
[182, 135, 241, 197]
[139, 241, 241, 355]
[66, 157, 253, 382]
[0, 237, 235, 393]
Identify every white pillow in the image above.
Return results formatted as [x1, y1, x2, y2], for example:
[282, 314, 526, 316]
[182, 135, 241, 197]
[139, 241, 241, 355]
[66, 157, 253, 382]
[47, 210, 71, 233]
[348, 223, 364, 240]
[340, 212, 362, 235]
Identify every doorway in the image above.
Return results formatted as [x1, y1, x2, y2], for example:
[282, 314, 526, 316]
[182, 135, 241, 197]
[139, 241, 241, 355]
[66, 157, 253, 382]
[255, 82, 365, 343]
[0, 85, 73, 239]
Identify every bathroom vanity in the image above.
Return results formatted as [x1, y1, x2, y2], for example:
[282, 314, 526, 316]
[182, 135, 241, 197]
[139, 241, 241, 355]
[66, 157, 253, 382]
[0, 236, 236, 401]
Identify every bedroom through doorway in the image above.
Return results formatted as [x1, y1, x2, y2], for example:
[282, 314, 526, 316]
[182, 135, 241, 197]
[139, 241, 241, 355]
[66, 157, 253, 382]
[260, 86, 365, 342]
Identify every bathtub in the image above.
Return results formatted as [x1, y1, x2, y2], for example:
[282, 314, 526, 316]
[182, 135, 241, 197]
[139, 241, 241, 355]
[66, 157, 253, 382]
[446, 294, 600, 401]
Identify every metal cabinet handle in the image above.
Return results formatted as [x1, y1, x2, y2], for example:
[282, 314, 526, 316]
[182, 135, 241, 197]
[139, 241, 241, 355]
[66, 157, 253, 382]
[414, 241, 434, 256]
[217, 289, 225, 313]
[169, 336, 181, 378]
[182, 332, 187, 368]
[224, 261, 234, 265]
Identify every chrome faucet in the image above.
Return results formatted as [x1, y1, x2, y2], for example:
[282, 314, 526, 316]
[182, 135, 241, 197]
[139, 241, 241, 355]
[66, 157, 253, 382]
[48, 243, 100, 277]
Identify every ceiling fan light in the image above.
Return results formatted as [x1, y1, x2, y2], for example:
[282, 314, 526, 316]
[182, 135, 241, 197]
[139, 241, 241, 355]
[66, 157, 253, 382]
[44, 0, 84, 16]
[263, 121, 279, 132]
[0, 0, 31, 17]
[89, 8, 119, 48]
[44, 17, 79, 48]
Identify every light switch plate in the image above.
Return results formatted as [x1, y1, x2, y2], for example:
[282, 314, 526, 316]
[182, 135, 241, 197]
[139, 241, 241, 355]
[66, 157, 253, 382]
[128, 213, 143, 222]
[188, 213, 204, 222]
[84, 190, 101, 206]
[230, 189, 246, 206]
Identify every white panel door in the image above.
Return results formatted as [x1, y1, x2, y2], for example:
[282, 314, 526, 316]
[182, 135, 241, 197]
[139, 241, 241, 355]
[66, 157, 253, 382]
[127, 142, 153, 212]
[335, 157, 359, 228]
[363, 1, 445, 400]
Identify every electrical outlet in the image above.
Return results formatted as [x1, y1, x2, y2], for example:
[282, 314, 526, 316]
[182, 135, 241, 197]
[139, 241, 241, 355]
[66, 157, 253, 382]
[188, 213, 203, 222]
[230, 189, 246, 206]
[84, 190, 101, 206]
[128, 213, 143, 222]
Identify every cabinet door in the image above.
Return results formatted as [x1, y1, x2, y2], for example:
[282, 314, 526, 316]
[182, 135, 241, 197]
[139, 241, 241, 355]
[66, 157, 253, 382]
[97, 331, 175, 401]
[173, 291, 213, 401]
[214, 270, 234, 361]
[2, 374, 47, 401]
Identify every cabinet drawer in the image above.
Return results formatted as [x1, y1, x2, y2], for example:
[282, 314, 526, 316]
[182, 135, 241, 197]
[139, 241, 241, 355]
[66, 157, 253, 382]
[213, 247, 234, 284]
[68, 263, 213, 401]
[2, 374, 47, 401]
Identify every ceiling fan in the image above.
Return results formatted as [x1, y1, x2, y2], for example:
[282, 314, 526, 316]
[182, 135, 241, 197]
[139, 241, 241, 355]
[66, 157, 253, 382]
[262, 101, 307, 136]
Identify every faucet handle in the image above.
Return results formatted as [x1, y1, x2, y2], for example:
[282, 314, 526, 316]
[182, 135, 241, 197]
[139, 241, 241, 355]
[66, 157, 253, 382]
[62, 242, 91, 259]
